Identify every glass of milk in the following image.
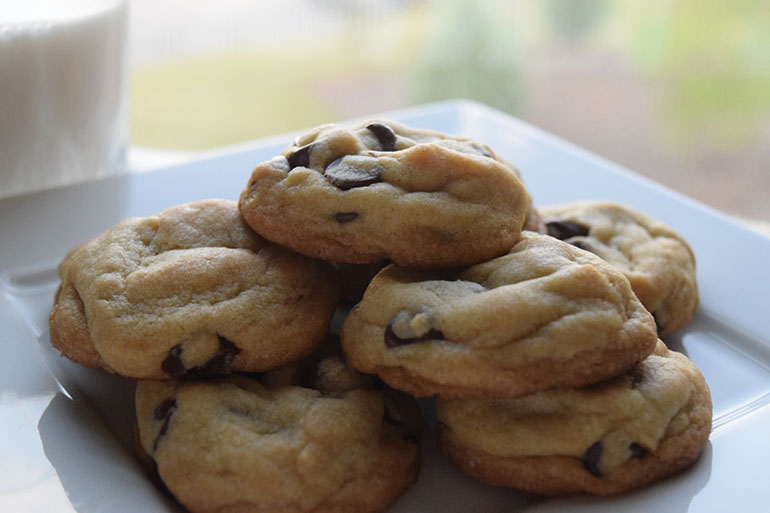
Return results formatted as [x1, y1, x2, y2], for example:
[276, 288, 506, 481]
[0, 0, 128, 198]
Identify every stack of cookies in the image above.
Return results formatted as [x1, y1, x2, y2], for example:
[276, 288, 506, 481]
[48, 119, 711, 512]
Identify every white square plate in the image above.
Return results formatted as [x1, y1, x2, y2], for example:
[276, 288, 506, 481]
[2, 100, 769, 512]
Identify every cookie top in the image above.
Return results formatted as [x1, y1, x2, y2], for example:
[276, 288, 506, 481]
[238, 119, 532, 268]
[436, 341, 712, 495]
[135, 352, 421, 513]
[49, 199, 339, 379]
[541, 201, 698, 335]
[341, 232, 658, 398]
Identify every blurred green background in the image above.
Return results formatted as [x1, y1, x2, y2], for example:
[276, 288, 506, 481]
[130, 0, 770, 223]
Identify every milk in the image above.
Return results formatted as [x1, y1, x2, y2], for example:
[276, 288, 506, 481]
[0, 0, 128, 198]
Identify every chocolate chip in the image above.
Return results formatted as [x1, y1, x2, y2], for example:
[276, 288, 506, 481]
[334, 212, 359, 223]
[161, 345, 185, 377]
[324, 157, 382, 190]
[366, 122, 397, 151]
[546, 220, 590, 241]
[161, 336, 241, 379]
[384, 321, 444, 348]
[580, 441, 604, 477]
[287, 143, 314, 169]
[629, 442, 647, 459]
[188, 336, 240, 378]
[152, 398, 177, 452]
[154, 398, 177, 420]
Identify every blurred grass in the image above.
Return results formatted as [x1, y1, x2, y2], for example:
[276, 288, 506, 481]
[131, 50, 339, 149]
[621, 0, 770, 149]
[130, 7, 426, 150]
[410, 0, 527, 114]
[131, 0, 770, 153]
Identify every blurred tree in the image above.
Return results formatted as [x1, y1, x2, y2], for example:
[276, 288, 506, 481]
[626, 0, 770, 149]
[543, 0, 609, 44]
[409, 0, 526, 114]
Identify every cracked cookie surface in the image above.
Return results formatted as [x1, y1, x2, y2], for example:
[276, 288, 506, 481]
[49, 199, 339, 379]
[135, 346, 421, 513]
[341, 232, 658, 398]
[541, 201, 698, 335]
[436, 341, 712, 495]
[239, 119, 533, 268]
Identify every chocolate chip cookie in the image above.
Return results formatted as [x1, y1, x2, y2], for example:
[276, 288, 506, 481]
[436, 341, 712, 495]
[541, 201, 699, 335]
[135, 350, 421, 513]
[49, 199, 339, 379]
[341, 232, 658, 398]
[259, 336, 423, 446]
[239, 119, 532, 268]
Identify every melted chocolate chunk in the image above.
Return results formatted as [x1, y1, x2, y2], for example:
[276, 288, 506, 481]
[161, 345, 185, 377]
[366, 122, 397, 151]
[545, 220, 590, 241]
[334, 212, 359, 223]
[161, 336, 241, 379]
[153, 398, 177, 451]
[287, 143, 314, 169]
[384, 322, 444, 348]
[324, 157, 382, 190]
[581, 441, 604, 477]
[629, 442, 648, 459]
[154, 398, 177, 420]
